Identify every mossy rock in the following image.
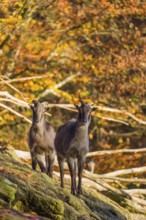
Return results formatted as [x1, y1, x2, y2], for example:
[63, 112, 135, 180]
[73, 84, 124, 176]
[0, 208, 50, 220]
[0, 177, 17, 207]
[0, 146, 135, 220]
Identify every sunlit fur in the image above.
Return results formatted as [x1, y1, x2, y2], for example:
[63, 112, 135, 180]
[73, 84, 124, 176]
[55, 101, 94, 195]
[28, 100, 55, 178]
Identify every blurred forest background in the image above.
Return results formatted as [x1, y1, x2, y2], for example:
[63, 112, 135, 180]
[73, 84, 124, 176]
[0, 0, 146, 174]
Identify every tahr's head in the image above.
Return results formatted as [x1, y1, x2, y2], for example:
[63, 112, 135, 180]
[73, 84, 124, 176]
[30, 100, 48, 124]
[75, 100, 96, 125]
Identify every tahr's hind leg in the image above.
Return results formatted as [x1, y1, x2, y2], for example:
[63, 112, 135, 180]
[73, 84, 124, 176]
[57, 156, 65, 188]
[47, 157, 54, 178]
[30, 150, 37, 171]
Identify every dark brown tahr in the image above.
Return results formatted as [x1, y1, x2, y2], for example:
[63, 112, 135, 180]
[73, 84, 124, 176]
[28, 100, 55, 178]
[55, 100, 95, 195]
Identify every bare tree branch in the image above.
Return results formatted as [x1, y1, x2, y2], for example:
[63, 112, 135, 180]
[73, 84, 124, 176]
[0, 75, 51, 84]
[0, 98, 26, 106]
[1, 91, 146, 126]
[46, 103, 146, 125]
[95, 105, 146, 125]
[0, 91, 52, 116]
[0, 91, 28, 107]
[38, 72, 81, 99]
[0, 103, 31, 123]
[46, 104, 130, 124]
[0, 78, 24, 98]
[97, 116, 129, 125]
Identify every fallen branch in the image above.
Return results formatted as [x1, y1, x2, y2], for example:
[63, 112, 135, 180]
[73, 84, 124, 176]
[124, 189, 146, 195]
[98, 176, 146, 184]
[87, 148, 146, 157]
[130, 196, 146, 207]
[55, 171, 146, 213]
[14, 149, 146, 209]
[100, 166, 146, 178]
[83, 170, 146, 209]
[15, 149, 146, 183]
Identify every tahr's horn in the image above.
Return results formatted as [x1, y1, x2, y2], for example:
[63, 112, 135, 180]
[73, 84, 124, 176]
[88, 102, 93, 106]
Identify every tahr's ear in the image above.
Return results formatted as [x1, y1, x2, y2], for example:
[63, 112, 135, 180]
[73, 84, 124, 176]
[42, 101, 49, 109]
[29, 103, 34, 109]
[74, 104, 80, 110]
[32, 100, 38, 105]
[91, 107, 97, 112]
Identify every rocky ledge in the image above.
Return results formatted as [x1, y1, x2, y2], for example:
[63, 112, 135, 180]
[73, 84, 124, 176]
[0, 146, 144, 220]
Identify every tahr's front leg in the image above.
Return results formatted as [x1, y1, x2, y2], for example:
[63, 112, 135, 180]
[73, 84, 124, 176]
[67, 157, 76, 195]
[77, 156, 86, 195]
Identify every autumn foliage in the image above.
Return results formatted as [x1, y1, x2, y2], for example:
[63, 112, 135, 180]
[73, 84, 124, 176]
[0, 0, 146, 174]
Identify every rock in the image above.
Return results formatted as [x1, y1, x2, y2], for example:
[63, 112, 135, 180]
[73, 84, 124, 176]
[0, 146, 137, 220]
[0, 208, 50, 220]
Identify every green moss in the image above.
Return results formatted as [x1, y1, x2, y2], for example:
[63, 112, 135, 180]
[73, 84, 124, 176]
[0, 198, 7, 206]
[28, 188, 64, 220]
[58, 189, 98, 220]
[63, 203, 78, 220]
[0, 177, 17, 207]
[12, 201, 25, 212]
